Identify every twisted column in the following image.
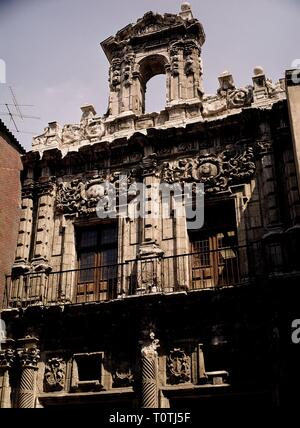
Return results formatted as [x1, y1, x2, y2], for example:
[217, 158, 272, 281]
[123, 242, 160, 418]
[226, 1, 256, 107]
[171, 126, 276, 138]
[0, 340, 15, 408]
[17, 338, 40, 408]
[141, 332, 159, 408]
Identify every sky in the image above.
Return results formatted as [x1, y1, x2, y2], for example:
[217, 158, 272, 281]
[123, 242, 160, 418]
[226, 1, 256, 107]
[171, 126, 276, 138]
[0, 0, 299, 151]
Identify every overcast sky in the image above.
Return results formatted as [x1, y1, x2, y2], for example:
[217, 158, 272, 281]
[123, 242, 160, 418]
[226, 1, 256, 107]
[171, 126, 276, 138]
[0, 0, 299, 151]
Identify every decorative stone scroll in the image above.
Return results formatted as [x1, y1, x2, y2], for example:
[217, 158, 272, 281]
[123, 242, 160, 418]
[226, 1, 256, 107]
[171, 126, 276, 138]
[167, 348, 191, 385]
[56, 170, 138, 215]
[160, 145, 264, 192]
[44, 357, 66, 392]
[227, 86, 253, 108]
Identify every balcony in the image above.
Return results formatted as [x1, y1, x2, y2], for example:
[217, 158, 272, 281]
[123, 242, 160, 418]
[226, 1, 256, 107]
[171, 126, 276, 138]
[3, 241, 292, 309]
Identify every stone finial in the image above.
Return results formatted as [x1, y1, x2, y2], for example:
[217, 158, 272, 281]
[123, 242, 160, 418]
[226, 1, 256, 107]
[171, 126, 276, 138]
[48, 121, 60, 133]
[180, 2, 193, 20]
[218, 71, 235, 95]
[253, 66, 265, 76]
[80, 104, 97, 122]
[252, 66, 267, 99]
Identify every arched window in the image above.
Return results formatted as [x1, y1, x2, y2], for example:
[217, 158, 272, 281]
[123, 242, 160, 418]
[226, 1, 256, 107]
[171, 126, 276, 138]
[138, 54, 168, 114]
[144, 74, 166, 114]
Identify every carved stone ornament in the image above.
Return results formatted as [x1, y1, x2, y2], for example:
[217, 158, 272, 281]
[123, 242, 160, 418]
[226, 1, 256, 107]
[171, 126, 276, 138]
[170, 45, 180, 77]
[112, 362, 134, 388]
[36, 179, 55, 197]
[18, 347, 40, 369]
[114, 12, 184, 42]
[227, 86, 253, 108]
[202, 97, 227, 117]
[167, 348, 191, 385]
[183, 41, 200, 76]
[33, 122, 62, 148]
[141, 332, 160, 360]
[44, 357, 66, 392]
[62, 124, 84, 145]
[160, 145, 262, 193]
[56, 171, 137, 215]
[141, 153, 159, 176]
[123, 52, 135, 86]
[110, 58, 122, 89]
[84, 120, 105, 140]
[33, 118, 105, 148]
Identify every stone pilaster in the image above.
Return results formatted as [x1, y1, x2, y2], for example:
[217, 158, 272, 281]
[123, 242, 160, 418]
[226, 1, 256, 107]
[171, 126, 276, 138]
[13, 169, 34, 272]
[258, 143, 284, 271]
[138, 154, 164, 293]
[282, 147, 300, 225]
[32, 176, 55, 271]
[140, 332, 159, 408]
[260, 151, 282, 231]
[0, 340, 15, 408]
[173, 195, 190, 290]
[17, 337, 40, 408]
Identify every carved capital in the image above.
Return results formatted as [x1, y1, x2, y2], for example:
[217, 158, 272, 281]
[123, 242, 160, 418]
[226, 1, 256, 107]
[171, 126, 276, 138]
[0, 348, 15, 370]
[141, 153, 158, 176]
[18, 348, 40, 369]
[36, 179, 55, 197]
[21, 182, 35, 199]
[141, 332, 160, 360]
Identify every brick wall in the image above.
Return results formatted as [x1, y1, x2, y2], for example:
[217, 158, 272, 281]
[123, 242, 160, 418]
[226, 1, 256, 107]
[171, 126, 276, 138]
[0, 133, 23, 305]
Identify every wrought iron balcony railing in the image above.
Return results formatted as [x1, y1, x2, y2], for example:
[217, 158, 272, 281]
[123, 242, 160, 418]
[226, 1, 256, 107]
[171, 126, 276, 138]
[3, 241, 293, 309]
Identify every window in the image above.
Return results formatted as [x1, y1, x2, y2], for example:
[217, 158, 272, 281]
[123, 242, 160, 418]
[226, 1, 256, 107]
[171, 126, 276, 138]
[138, 54, 168, 114]
[144, 74, 166, 114]
[189, 201, 239, 289]
[71, 352, 103, 392]
[76, 223, 118, 302]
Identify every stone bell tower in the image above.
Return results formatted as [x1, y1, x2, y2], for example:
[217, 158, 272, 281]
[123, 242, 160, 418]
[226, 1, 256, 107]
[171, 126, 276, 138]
[101, 2, 205, 117]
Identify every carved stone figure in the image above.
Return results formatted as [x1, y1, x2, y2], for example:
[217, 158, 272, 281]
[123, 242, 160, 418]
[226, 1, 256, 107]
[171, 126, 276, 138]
[110, 58, 121, 89]
[123, 52, 135, 86]
[167, 348, 191, 384]
[170, 46, 180, 77]
[44, 357, 66, 392]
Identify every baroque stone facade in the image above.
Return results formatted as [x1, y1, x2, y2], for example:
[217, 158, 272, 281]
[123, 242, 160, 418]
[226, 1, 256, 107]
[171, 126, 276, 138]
[1, 3, 300, 413]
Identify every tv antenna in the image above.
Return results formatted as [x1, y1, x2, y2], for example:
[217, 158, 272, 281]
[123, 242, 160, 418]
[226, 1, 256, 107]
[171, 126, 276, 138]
[0, 86, 40, 135]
